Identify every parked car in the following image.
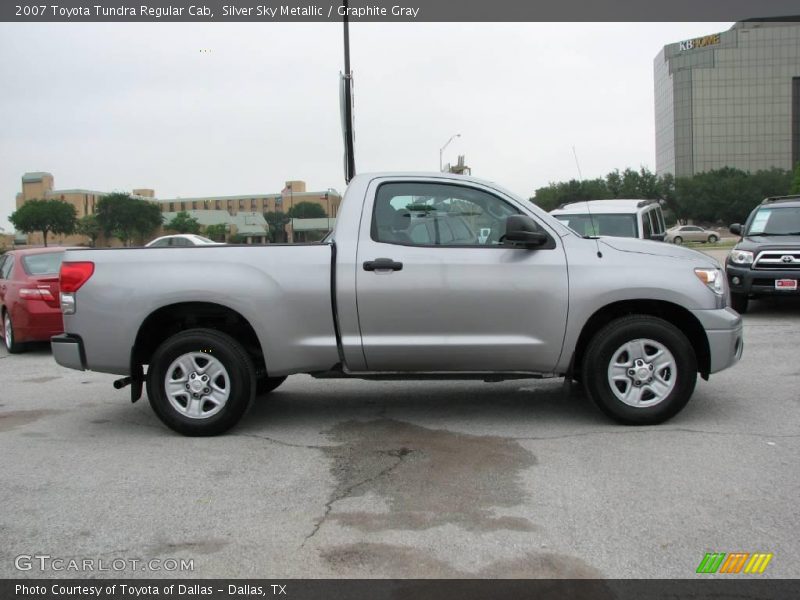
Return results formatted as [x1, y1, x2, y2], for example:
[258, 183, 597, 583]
[0, 247, 74, 353]
[550, 199, 667, 241]
[145, 234, 222, 247]
[666, 225, 720, 245]
[726, 195, 800, 313]
[52, 173, 742, 435]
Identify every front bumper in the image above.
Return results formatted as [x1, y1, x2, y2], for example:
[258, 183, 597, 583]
[51, 334, 86, 371]
[690, 307, 744, 374]
[726, 264, 800, 297]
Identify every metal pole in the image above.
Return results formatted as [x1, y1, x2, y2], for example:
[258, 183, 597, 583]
[341, 0, 356, 182]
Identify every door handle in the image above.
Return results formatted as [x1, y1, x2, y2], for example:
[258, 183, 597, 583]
[363, 258, 403, 272]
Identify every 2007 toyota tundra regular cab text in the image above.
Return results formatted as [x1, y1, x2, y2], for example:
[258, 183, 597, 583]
[50, 173, 743, 435]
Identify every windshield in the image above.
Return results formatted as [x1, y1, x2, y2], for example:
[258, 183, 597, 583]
[554, 213, 638, 238]
[747, 207, 800, 235]
[22, 252, 64, 276]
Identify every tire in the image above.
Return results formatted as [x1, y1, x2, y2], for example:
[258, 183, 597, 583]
[256, 375, 287, 397]
[582, 315, 697, 425]
[146, 328, 256, 436]
[2, 311, 24, 354]
[730, 293, 749, 314]
[673, 236, 683, 245]
[708, 234, 718, 244]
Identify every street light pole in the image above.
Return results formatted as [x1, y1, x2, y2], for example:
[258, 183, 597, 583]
[439, 133, 461, 172]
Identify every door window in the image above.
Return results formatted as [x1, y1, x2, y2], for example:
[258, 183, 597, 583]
[371, 182, 525, 247]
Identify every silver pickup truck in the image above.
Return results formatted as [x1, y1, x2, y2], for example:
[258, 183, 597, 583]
[51, 173, 743, 435]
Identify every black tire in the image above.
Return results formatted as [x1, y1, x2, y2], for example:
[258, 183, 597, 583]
[730, 293, 749, 314]
[673, 236, 683, 245]
[582, 315, 697, 425]
[2, 311, 24, 354]
[708, 234, 718, 244]
[256, 375, 287, 397]
[146, 328, 256, 436]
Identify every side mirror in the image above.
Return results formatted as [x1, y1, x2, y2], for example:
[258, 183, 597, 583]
[729, 223, 742, 236]
[503, 215, 549, 248]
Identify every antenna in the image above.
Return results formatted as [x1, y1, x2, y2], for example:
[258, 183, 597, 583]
[572, 146, 602, 258]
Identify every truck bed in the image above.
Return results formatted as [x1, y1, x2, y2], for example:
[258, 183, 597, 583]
[60, 244, 339, 376]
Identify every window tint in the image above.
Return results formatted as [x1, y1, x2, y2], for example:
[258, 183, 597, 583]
[372, 182, 522, 247]
[22, 252, 64, 276]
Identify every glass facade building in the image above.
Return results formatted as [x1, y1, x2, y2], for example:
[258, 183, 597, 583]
[654, 20, 800, 178]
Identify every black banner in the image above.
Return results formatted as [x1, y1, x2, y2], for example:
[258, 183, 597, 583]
[2, 0, 800, 22]
[4, 579, 800, 600]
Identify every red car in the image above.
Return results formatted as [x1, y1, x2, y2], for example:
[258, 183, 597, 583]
[0, 247, 75, 353]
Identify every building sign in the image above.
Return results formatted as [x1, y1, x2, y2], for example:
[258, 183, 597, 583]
[679, 33, 721, 51]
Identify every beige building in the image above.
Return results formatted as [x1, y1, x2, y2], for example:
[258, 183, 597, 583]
[13, 172, 341, 246]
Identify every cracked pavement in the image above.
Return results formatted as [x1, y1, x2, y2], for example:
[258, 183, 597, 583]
[1, 295, 799, 578]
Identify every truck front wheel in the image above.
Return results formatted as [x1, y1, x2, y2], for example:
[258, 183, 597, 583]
[582, 315, 697, 425]
[146, 328, 256, 436]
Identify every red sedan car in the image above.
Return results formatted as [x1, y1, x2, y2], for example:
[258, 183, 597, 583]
[0, 247, 74, 353]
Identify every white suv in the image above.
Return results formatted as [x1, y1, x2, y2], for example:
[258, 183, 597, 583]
[550, 199, 666, 241]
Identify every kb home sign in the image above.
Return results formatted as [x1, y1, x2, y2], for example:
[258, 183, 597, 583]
[679, 33, 721, 51]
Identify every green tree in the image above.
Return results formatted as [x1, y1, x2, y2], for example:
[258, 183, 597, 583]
[228, 233, 246, 244]
[204, 223, 228, 242]
[167, 211, 201, 234]
[791, 163, 800, 194]
[9, 199, 76, 247]
[96, 193, 163, 246]
[75, 214, 102, 247]
[531, 178, 610, 211]
[287, 201, 326, 219]
[264, 210, 290, 242]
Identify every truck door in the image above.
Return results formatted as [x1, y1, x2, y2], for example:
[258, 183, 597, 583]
[354, 179, 569, 373]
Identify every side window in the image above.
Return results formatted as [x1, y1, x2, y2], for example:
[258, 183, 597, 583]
[371, 182, 524, 247]
[0, 256, 6, 279]
[642, 214, 652, 239]
[1, 256, 14, 279]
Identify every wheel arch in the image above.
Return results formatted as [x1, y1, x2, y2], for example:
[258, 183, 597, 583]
[570, 299, 711, 380]
[132, 302, 267, 380]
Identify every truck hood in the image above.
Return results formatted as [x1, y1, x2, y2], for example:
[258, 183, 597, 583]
[598, 236, 719, 267]
[735, 234, 800, 251]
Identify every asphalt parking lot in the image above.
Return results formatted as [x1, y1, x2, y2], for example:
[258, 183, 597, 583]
[1, 262, 798, 579]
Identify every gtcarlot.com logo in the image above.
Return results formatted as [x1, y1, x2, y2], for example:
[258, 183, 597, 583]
[15, 554, 194, 572]
[696, 552, 773, 574]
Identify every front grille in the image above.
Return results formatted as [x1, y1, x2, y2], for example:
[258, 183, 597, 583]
[754, 250, 800, 269]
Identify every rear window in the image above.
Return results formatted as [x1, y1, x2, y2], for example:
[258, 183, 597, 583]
[22, 252, 64, 276]
[555, 214, 638, 238]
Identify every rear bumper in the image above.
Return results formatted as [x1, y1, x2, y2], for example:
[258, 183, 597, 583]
[51, 334, 86, 371]
[690, 307, 744, 374]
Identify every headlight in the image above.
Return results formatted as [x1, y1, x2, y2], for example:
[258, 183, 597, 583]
[695, 268, 725, 295]
[729, 249, 754, 265]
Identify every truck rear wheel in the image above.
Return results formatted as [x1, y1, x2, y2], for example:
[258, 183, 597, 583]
[582, 315, 697, 425]
[146, 328, 256, 436]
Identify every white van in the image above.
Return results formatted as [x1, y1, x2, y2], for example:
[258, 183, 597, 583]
[550, 199, 667, 241]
